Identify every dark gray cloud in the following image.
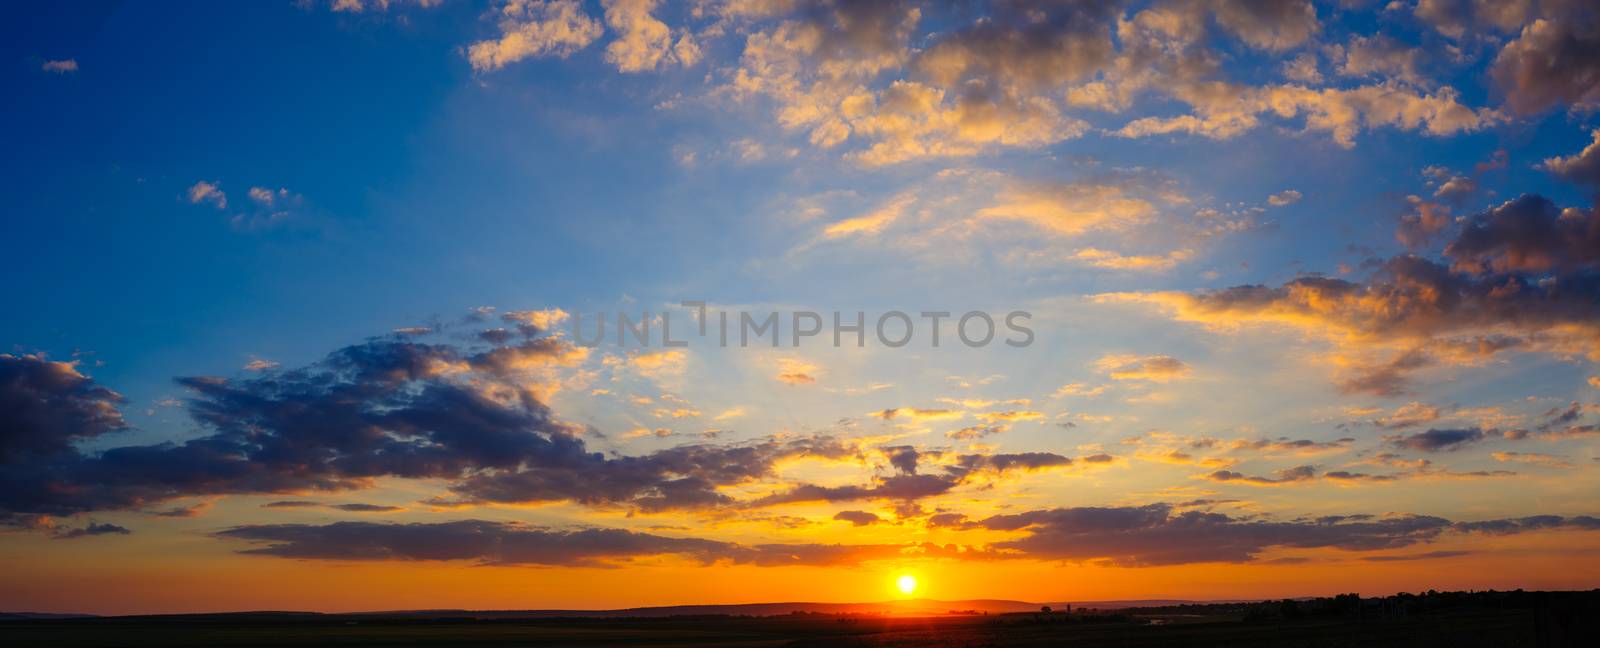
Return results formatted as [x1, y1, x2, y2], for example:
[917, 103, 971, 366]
[1, 329, 1080, 524]
[55, 522, 131, 539]
[833, 510, 881, 526]
[1454, 514, 1600, 534]
[1490, 2, 1600, 115]
[1322, 470, 1400, 483]
[259, 500, 402, 513]
[1169, 252, 1600, 346]
[1359, 550, 1472, 562]
[1336, 348, 1432, 397]
[1232, 437, 1354, 453]
[752, 473, 961, 506]
[1386, 427, 1486, 452]
[216, 507, 1600, 567]
[0, 336, 586, 520]
[926, 512, 970, 528]
[975, 504, 1600, 566]
[0, 354, 127, 464]
[216, 519, 978, 567]
[1447, 195, 1600, 275]
[1128, 193, 1600, 395]
[0, 333, 866, 522]
[913, 0, 1119, 92]
[332, 503, 404, 512]
[1206, 465, 1318, 485]
[749, 449, 1077, 506]
[438, 435, 860, 512]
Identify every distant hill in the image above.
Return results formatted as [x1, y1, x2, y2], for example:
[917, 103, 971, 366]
[375, 598, 1259, 618]
[6, 598, 1260, 621]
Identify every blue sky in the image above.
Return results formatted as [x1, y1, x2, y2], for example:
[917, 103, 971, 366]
[3, 0, 1600, 613]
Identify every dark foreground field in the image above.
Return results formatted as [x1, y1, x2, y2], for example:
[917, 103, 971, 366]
[5, 590, 1596, 647]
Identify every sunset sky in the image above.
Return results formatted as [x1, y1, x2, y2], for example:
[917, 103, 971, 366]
[4, 0, 1600, 615]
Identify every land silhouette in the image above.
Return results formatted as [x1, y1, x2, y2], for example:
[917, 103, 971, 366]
[3, 589, 1596, 646]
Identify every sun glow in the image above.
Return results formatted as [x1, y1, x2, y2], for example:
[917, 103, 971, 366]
[896, 574, 918, 596]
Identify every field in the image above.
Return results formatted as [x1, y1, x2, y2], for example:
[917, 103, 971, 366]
[1, 605, 1590, 648]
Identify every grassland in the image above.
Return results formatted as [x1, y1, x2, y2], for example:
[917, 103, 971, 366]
[4, 590, 1594, 647]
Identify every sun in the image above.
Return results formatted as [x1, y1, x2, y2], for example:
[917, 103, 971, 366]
[896, 574, 918, 596]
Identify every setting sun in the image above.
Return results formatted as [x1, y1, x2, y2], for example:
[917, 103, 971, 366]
[896, 575, 918, 596]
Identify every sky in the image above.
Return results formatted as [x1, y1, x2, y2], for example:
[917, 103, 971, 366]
[3, 0, 1600, 615]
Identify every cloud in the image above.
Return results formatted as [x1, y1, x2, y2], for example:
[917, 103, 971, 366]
[873, 407, 963, 423]
[187, 181, 227, 209]
[262, 501, 320, 508]
[1336, 34, 1425, 86]
[976, 179, 1165, 237]
[601, 0, 698, 73]
[1397, 195, 1453, 249]
[2, 329, 859, 521]
[752, 474, 964, 506]
[977, 410, 1043, 423]
[440, 435, 860, 512]
[912, 2, 1117, 93]
[978, 503, 1600, 566]
[1053, 383, 1107, 397]
[1491, 9, 1600, 114]
[331, 0, 444, 12]
[1115, 82, 1500, 147]
[625, 349, 687, 381]
[0, 354, 127, 466]
[1268, 189, 1302, 207]
[1491, 451, 1574, 469]
[261, 500, 401, 512]
[1205, 465, 1319, 486]
[823, 194, 914, 238]
[468, 0, 604, 73]
[1069, 248, 1193, 271]
[331, 503, 405, 512]
[1281, 52, 1321, 83]
[54, 522, 131, 539]
[1358, 550, 1472, 562]
[41, 59, 78, 74]
[751, 448, 1078, 507]
[833, 510, 881, 526]
[1094, 354, 1191, 382]
[1230, 437, 1354, 456]
[1210, 0, 1319, 52]
[1541, 129, 1600, 189]
[1413, 0, 1532, 40]
[242, 358, 280, 371]
[1334, 348, 1432, 397]
[1385, 427, 1486, 452]
[502, 308, 570, 333]
[1453, 514, 1600, 535]
[1101, 194, 1600, 394]
[774, 357, 819, 385]
[947, 424, 1007, 441]
[621, 427, 673, 439]
[1447, 195, 1600, 275]
[217, 519, 980, 567]
[1362, 402, 1444, 430]
[247, 186, 286, 207]
[146, 496, 217, 518]
[724, 1, 921, 153]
